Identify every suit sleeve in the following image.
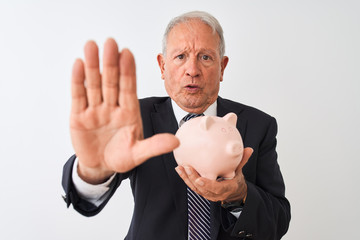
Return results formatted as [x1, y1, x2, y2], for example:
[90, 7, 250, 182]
[62, 155, 130, 217]
[221, 117, 291, 239]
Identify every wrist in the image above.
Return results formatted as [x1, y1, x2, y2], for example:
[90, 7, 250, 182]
[221, 200, 244, 212]
[221, 183, 247, 211]
[77, 161, 115, 185]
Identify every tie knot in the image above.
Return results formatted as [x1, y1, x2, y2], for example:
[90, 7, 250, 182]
[183, 113, 204, 122]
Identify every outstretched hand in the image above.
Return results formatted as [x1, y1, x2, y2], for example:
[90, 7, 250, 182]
[70, 39, 179, 184]
[175, 147, 253, 202]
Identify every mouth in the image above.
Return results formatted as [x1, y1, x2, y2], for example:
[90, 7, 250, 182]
[184, 84, 201, 93]
[185, 84, 200, 90]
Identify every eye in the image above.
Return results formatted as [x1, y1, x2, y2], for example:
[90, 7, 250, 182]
[176, 54, 185, 60]
[202, 55, 209, 60]
[201, 55, 211, 61]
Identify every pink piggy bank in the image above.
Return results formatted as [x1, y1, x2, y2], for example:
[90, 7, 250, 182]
[173, 112, 244, 180]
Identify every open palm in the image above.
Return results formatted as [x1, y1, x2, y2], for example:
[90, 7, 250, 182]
[70, 39, 179, 184]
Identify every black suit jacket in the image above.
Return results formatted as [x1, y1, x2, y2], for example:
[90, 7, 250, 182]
[62, 97, 291, 240]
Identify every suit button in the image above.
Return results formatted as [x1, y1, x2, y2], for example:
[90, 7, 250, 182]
[238, 231, 253, 239]
[246, 233, 253, 239]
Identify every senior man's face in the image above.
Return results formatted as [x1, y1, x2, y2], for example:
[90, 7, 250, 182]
[157, 19, 228, 114]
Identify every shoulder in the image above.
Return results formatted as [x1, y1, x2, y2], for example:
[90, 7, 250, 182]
[139, 96, 169, 106]
[139, 96, 169, 110]
[219, 98, 278, 147]
[218, 97, 275, 123]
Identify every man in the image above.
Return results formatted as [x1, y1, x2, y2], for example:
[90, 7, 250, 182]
[62, 11, 291, 239]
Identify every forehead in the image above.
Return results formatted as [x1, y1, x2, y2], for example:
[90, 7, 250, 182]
[166, 19, 220, 53]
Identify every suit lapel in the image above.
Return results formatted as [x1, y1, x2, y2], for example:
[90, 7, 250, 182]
[151, 98, 188, 238]
[217, 97, 248, 140]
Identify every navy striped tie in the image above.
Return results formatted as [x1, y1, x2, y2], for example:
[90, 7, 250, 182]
[182, 113, 211, 240]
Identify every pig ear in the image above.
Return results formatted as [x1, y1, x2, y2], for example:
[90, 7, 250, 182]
[200, 116, 214, 130]
[223, 112, 237, 126]
[226, 141, 243, 157]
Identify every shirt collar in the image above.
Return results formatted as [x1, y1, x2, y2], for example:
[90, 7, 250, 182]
[171, 99, 217, 127]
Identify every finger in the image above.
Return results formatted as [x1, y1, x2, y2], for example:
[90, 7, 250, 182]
[236, 147, 254, 171]
[132, 133, 180, 166]
[175, 165, 199, 192]
[71, 59, 87, 113]
[177, 168, 222, 201]
[102, 38, 119, 106]
[195, 177, 229, 195]
[84, 40, 102, 107]
[184, 165, 202, 183]
[119, 48, 137, 109]
[195, 177, 238, 202]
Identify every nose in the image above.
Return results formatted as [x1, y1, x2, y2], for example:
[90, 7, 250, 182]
[185, 57, 200, 78]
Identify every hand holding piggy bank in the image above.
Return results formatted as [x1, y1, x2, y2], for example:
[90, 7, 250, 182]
[173, 113, 244, 180]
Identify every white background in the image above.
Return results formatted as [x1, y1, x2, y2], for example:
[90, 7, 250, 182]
[0, 0, 359, 239]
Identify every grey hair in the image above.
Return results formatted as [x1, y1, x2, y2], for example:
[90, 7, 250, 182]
[162, 11, 225, 57]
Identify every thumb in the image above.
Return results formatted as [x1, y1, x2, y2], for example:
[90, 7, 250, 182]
[132, 133, 180, 166]
[236, 147, 253, 171]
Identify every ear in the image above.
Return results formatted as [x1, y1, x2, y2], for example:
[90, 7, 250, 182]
[200, 116, 214, 131]
[223, 112, 237, 126]
[157, 54, 166, 80]
[220, 56, 229, 82]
